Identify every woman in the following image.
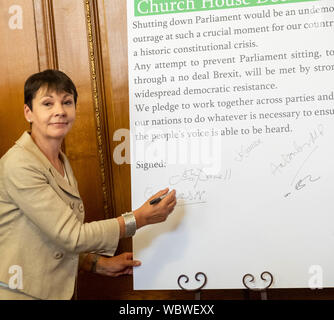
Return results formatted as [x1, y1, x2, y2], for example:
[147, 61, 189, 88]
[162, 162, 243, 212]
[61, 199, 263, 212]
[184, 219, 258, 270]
[0, 69, 176, 300]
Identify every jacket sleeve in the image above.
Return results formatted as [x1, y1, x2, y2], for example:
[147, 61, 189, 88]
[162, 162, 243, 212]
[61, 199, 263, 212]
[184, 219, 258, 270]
[3, 158, 120, 256]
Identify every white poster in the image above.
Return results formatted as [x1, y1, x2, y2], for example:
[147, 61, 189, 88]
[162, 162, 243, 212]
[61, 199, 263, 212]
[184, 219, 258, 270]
[127, 0, 334, 290]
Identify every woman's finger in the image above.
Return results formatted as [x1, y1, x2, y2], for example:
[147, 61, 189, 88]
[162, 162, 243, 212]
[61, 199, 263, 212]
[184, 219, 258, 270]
[161, 189, 176, 205]
[117, 267, 134, 277]
[148, 188, 169, 202]
[123, 259, 141, 268]
[125, 267, 133, 274]
[122, 252, 133, 260]
[167, 200, 177, 211]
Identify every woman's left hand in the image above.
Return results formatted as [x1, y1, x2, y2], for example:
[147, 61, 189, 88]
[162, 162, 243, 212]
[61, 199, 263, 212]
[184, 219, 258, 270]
[95, 252, 141, 277]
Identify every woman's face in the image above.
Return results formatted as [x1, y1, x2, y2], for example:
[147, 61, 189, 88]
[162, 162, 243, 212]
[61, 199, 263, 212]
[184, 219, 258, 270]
[24, 86, 76, 142]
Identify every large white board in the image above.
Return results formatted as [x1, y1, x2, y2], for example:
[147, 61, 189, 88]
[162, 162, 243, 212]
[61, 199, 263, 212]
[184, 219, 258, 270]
[127, 0, 334, 290]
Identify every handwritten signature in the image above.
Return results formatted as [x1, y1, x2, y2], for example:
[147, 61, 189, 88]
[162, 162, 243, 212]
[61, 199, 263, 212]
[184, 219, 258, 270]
[284, 145, 321, 198]
[144, 186, 207, 206]
[235, 139, 262, 162]
[285, 174, 321, 198]
[270, 124, 324, 176]
[169, 168, 232, 188]
[176, 189, 207, 206]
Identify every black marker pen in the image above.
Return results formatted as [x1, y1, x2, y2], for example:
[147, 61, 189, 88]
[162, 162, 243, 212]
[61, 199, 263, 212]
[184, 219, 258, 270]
[149, 194, 168, 205]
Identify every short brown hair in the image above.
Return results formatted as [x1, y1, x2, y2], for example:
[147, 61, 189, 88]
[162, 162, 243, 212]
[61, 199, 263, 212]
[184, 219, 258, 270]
[24, 69, 78, 110]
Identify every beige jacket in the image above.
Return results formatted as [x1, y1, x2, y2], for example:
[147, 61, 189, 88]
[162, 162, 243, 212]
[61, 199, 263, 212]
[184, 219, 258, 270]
[0, 132, 120, 300]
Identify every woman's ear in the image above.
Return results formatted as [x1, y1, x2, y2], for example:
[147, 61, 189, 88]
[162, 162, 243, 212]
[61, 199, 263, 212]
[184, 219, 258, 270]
[24, 104, 33, 123]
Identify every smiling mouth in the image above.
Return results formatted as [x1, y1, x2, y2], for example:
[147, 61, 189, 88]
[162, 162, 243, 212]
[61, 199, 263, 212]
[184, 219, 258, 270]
[50, 122, 68, 125]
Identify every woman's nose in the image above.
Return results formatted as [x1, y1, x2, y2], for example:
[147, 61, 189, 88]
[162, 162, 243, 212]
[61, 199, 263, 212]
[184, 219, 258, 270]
[54, 102, 66, 116]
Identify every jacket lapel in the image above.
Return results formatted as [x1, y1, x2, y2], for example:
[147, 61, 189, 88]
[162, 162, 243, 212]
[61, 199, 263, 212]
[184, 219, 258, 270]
[16, 131, 81, 199]
[48, 166, 81, 199]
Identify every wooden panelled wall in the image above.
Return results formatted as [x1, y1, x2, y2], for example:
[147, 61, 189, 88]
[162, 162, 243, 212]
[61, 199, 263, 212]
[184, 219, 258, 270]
[1, 0, 334, 300]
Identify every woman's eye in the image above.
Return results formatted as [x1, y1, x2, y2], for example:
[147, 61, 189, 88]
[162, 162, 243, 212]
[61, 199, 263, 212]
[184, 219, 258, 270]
[64, 100, 73, 105]
[43, 102, 52, 107]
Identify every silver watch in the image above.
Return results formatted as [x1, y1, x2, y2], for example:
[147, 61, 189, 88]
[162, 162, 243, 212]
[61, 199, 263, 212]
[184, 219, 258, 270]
[122, 212, 137, 237]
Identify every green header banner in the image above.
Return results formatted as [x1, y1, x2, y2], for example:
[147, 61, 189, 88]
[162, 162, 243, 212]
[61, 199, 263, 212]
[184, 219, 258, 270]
[134, 0, 319, 16]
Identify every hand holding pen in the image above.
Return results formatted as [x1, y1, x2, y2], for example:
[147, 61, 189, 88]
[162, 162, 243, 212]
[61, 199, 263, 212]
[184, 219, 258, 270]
[133, 188, 177, 229]
[149, 193, 168, 205]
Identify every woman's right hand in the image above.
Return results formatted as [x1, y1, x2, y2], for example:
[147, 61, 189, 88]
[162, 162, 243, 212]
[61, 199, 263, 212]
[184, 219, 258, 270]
[133, 188, 177, 229]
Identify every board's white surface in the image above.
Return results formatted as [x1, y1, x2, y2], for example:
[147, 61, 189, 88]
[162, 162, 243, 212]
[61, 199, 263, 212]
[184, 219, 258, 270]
[127, 0, 334, 290]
